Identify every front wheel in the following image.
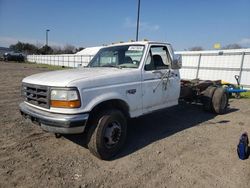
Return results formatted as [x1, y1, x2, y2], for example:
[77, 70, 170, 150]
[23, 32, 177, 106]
[87, 109, 127, 160]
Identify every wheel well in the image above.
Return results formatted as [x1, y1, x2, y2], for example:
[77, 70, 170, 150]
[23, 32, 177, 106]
[89, 99, 130, 120]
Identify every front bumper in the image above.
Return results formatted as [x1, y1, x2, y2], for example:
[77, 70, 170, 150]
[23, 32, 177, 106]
[19, 102, 89, 134]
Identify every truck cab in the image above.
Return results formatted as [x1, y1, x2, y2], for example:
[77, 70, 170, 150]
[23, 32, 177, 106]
[20, 41, 182, 159]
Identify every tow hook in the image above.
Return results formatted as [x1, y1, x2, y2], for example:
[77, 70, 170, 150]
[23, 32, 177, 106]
[55, 133, 61, 138]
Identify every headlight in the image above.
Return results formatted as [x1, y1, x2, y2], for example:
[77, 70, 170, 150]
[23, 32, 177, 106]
[50, 89, 81, 108]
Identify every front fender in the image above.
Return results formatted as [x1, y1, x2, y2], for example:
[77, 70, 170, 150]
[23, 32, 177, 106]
[82, 91, 128, 112]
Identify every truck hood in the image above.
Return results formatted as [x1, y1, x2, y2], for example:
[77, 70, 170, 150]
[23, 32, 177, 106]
[22, 67, 136, 87]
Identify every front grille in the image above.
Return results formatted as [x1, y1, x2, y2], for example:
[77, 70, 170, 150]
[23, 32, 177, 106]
[22, 83, 50, 108]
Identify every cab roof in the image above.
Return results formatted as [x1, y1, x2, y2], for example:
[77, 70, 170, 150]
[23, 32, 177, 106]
[107, 41, 170, 47]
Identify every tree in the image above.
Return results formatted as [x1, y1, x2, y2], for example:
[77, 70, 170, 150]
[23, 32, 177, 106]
[63, 44, 76, 54]
[9, 41, 39, 54]
[75, 47, 85, 53]
[39, 45, 53, 54]
[9, 41, 23, 52]
[188, 46, 204, 51]
[8, 41, 79, 55]
[223, 43, 242, 49]
[52, 46, 63, 54]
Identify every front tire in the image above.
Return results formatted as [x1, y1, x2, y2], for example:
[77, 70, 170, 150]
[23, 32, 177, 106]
[87, 109, 127, 160]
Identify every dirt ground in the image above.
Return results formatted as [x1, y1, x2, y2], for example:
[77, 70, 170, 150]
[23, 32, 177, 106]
[0, 61, 249, 188]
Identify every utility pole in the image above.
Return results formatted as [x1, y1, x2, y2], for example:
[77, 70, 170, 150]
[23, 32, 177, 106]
[46, 29, 50, 46]
[136, 0, 141, 41]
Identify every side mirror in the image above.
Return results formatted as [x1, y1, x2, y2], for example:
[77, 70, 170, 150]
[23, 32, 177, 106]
[171, 54, 182, 69]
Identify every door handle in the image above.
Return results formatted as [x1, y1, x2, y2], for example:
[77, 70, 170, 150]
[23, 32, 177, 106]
[152, 70, 165, 76]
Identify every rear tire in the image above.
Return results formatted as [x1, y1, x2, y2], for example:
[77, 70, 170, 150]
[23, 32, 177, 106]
[212, 87, 229, 114]
[87, 109, 127, 160]
[202, 86, 217, 112]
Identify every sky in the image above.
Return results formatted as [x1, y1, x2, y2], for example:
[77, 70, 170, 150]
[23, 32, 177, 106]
[0, 0, 250, 50]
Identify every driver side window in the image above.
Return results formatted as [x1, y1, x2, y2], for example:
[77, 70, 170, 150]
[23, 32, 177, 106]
[144, 46, 171, 71]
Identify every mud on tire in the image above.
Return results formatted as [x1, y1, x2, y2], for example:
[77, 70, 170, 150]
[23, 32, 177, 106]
[87, 109, 127, 160]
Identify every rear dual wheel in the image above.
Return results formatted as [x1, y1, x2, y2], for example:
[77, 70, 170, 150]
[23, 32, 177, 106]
[202, 86, 228, 114]
[212, 87, 229, 114]
[202, 86, 217, 112]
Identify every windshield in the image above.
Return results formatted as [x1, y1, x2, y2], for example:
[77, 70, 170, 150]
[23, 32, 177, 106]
[88, 45, 145, 68]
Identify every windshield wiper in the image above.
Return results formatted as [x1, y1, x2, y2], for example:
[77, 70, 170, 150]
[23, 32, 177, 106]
[101, 64, 122, 69]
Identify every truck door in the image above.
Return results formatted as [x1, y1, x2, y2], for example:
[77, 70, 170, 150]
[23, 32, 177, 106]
[142, 45, 178, 114]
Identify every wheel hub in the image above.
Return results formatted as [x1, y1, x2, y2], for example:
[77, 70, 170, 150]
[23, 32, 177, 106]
[104, 122, 121, 147]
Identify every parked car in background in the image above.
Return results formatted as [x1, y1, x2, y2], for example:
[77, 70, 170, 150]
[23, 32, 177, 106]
[3, 52, 25, 62]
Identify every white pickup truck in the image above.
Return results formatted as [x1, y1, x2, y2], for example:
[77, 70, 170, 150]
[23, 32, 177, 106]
[20, 41, 228, 159]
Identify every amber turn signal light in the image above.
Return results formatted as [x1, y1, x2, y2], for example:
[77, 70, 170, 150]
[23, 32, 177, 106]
[50, 100, 81, 108]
